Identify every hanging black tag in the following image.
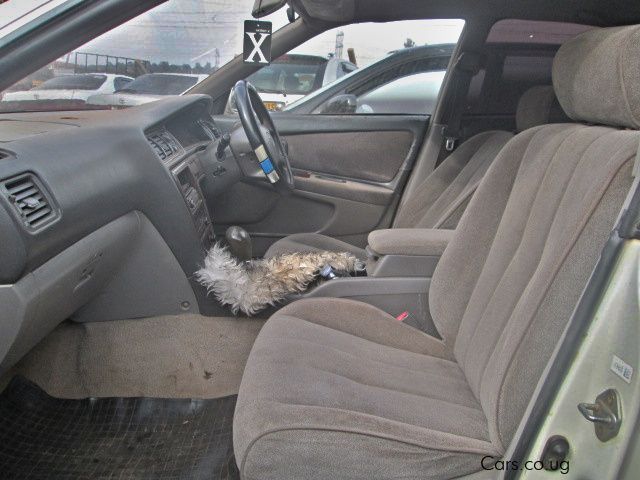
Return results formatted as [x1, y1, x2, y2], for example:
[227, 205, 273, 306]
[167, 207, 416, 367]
[243, 20, 272, 65]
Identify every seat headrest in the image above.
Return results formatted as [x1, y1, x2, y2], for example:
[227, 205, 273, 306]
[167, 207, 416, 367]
[553, 25, 640, 129]
[516, 85, 569, 132]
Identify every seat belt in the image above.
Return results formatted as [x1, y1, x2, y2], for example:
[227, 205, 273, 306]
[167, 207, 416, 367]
[441, 52, 483, 154]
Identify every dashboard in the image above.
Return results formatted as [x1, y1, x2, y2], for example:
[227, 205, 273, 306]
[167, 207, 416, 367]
[0, 95, 251, 370]
[0, 95, 236, 285]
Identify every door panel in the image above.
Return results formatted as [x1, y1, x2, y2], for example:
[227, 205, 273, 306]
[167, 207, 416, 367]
[286, 130, 413, 183]
[208, 114, 428, 256]
[292, 172, 393, 205]
[276, 114, 427, 180]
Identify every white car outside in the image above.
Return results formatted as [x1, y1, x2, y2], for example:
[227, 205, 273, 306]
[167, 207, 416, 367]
[228, 55, 358, 112]
[1, 73, 133, 103]
[86, 73, 208, 108]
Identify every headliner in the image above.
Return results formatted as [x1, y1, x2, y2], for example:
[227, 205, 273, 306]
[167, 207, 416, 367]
[290, 0, 640, 27]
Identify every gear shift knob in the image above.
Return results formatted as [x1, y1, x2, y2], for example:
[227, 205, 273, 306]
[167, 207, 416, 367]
[225, 226, 252, 262]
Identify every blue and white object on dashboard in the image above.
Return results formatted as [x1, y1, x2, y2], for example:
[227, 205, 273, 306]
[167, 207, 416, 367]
[255, 145, 279, 183]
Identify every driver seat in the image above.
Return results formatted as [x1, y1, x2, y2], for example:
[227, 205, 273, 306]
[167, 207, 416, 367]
[233, 25, 640, 479]
[264, 84, 569, 258]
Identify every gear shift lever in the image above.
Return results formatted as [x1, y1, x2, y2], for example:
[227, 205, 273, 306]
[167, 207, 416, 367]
[225, 226, 252, 262]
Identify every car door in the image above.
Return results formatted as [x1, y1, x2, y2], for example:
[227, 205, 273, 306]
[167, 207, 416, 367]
[206, 21, 463, 256]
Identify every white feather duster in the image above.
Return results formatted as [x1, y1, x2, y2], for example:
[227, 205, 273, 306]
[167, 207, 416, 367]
[195, 243, 362, 315]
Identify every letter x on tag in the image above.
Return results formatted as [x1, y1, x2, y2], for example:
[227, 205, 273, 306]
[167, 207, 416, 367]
[243, 20, 272, 65]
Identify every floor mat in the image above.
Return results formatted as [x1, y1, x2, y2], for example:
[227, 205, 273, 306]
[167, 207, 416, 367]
[0, 376, 239, 479]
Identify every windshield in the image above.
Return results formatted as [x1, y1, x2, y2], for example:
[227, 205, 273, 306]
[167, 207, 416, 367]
[0, 1, 465, 114]
[116, 74, 198, 95]
[33, 74, 107, 90]
[247, 56, 327, 95]
[0, 0, 290, 112]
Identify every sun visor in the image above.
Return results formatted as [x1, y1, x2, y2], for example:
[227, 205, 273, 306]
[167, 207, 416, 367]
[291, 0, 356, 22]
[252, 0, 288, 18]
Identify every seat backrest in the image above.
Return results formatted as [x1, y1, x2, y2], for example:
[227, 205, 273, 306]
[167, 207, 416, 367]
[429, 25, 640, 452]
[393, 85, 568, 229]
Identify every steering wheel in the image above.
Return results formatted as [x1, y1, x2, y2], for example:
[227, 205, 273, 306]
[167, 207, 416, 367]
[234, 80, 294, 193]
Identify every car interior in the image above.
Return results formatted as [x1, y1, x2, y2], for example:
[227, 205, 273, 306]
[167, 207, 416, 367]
[1, 0, 640, 478]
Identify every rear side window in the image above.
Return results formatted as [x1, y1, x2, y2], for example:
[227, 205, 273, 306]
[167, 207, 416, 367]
[469, 20, 595, 115]
[487, 19, 594, 45]
[481, 54, 555, 115]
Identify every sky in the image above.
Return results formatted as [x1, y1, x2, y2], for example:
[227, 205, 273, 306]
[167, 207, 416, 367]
[77, 0, 464, 68]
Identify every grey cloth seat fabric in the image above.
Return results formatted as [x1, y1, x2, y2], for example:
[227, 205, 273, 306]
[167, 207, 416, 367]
[235, 25, 640, 480]
[265, 85, 566, 258]
[234, 299, 496, 480]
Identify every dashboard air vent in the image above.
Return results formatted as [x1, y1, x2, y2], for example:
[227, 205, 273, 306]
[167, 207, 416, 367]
[1, 173, 59, 230]
[146, 130, 181, 160]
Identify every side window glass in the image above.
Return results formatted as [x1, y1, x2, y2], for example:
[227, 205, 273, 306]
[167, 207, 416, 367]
[313, 53, 451, 115]
[479, 19, 595, 116]
[352, 70, 446, 115]
[236, 19, 464, 114]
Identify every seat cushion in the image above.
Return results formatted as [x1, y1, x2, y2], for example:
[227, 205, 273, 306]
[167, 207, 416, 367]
[264, 232, 367, 259]
[234, 298, 498, 480]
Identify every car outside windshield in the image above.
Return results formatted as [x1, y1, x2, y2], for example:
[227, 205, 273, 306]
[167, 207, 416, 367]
[34, 74, 107, 90]
[116, 74, 198, 95]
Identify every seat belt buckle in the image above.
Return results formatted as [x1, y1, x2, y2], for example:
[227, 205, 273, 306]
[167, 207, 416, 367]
[445, 137, 457, 151]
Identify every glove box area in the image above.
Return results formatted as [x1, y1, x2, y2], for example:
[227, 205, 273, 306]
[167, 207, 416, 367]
[0, 211, 198, 374]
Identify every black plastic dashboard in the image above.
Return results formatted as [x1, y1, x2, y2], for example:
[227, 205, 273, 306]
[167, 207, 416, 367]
[0, 95, 223, 290]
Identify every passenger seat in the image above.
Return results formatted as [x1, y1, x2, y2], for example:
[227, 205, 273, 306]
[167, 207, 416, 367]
[233, 24, 640, 479]
[265, 85, 568, 258]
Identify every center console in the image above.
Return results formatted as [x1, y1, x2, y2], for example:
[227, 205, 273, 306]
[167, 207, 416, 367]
[145, 108, 219, 252]
[294, 228, 454, 336]
[172, 156, 215, 250]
